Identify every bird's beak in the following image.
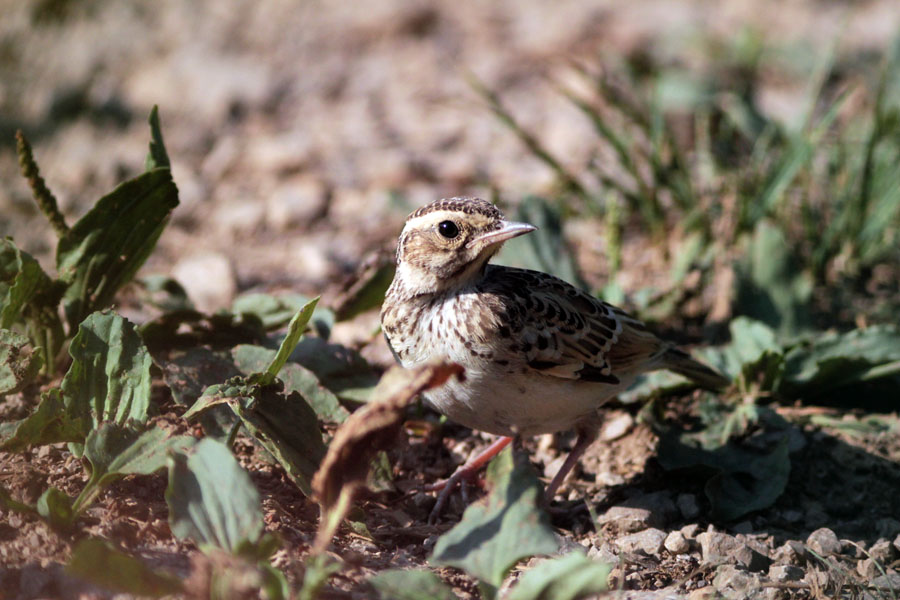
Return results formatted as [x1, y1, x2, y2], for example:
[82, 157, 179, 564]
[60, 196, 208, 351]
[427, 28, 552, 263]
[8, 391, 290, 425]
[468, 220, 537, 248]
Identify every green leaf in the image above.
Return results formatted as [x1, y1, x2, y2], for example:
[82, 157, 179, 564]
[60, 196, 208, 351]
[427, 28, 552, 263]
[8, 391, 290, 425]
[263, 297, 319, 383]
[0, 329, 41, 396]
[166, 438, 265, 556]
[0, 389, 87, 451]
[430, 447, 558, 591]
[290, 336, 379, 403]
[781, 325, 900, 399]
[0, 239, 57, 329]
[657, 432, 791, 521]
[369, 569, 456, 600]
[695, 317, 782, 380]
[37, 486, 75, 531]
[56, 167, 178, 328]
[506, 552, 611, 600]
[233, 344, 348, 423]
[76, 424, 195, 514]
[62, 312, 153, 434]
[192, 380, 327, 497]
[495, 196, 587, 289]
[67, 538, 183, 597]
[299, 555, 343, 600]
[145, 105, 170, 170]
[232, 293, 333, 335]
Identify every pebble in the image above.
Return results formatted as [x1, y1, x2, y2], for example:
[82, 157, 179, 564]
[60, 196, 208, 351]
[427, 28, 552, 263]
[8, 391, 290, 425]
[697, 531, 740, 566]
[597, 492, 678, 533]
[713, 565, 760, 599]
[894, 532, 900, 554]
[664, 530, 691, 554]
[806, 527, 842, 557]
[600, 412, 633, 441]
[869, 539, 895, 563]
[615, 527, 666, 556]
[734, 544, 772, 573]
[172, 252, 237, 313]
[769, 564, 804, 582]
[266, 177, 329, 231]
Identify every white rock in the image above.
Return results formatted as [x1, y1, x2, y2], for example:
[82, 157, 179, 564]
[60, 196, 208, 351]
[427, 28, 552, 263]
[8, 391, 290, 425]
[172, 252, 236, 313]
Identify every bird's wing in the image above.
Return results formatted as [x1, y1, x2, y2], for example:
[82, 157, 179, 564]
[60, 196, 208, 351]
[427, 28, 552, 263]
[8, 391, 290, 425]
[482, 267, 667, 383]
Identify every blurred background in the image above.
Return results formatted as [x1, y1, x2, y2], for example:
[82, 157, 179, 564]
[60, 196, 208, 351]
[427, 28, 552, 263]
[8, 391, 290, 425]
[2, 0, 899, 333]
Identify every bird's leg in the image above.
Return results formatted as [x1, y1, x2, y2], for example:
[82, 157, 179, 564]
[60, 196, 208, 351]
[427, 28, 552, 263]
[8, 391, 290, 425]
[426, 436, 513, 522]
[543, 426, 598, 502]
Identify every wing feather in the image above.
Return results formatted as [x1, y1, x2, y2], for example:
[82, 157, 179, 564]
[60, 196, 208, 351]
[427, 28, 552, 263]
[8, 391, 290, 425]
[480, 266, 666, 383]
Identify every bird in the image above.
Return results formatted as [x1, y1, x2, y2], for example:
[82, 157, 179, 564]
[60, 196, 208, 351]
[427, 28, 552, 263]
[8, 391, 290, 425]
[380, 197, 729, 520]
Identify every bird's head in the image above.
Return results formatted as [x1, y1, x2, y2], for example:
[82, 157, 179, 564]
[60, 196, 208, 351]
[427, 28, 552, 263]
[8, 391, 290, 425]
[393, 197, 536, 294]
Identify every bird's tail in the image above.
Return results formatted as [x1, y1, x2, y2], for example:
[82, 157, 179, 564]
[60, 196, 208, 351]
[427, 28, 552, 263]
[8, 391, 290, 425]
[660, 347, 731, 390]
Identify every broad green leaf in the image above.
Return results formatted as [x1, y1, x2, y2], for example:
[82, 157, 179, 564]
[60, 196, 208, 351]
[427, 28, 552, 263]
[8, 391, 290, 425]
[264, 297, 319, 383]
[430, 447, 558, 591]
[37, 486, 75, 531]
[369, 570, 456, 600]
[506, 552, 611, 600]
[193, 380, 327, 497]
[62, 312, 153, 432]
[0, 329, 41, 396]
[495, 196, 587, 289]
[0, 239, 57, 329]
[232, 293, 333, 335]
[299, 555, 343, 600]
[783, 325, 900, 393]
[57, 168, 178, 328]
[0, 389, 87, 451]
[67, 538, 183, 597]
[76, 424, 195, 513]
[145, 105, 170, 170]
[166, 438, 264, 556]
[290, 337, 379, 403]
[233, 344, 348, 423]
[696, 317, 781, 380]
[657, 432, 790, 521]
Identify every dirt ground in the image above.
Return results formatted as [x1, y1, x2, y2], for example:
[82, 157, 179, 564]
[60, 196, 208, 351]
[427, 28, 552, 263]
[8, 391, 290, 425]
[2, 1, 900, 598]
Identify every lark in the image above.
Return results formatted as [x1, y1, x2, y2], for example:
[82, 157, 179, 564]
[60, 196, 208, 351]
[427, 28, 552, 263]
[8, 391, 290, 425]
[381, 197, 728, 518]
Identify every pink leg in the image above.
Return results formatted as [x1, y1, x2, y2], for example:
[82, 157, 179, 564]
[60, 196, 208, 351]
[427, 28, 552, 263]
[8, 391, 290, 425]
[544, 427, 598, 502]
[427, 436, 513, 522]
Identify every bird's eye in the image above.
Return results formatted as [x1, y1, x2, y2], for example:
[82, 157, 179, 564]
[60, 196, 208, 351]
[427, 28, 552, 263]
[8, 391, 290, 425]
[437, 220, 460, 239]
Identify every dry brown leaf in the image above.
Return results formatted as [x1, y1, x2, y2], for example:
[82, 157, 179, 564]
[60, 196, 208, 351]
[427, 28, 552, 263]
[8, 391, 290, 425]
[310, 362, 463, 552]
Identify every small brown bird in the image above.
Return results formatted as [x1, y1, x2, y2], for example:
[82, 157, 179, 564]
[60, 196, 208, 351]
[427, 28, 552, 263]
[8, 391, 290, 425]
[381, 197, 727, 518]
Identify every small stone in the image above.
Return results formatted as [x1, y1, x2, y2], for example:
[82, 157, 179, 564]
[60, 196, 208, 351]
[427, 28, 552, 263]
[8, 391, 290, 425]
[615, 527, 667, 556]
[677, 493, 700, 520]
[665, 530, 691, 554]
[713, 565, 760, 599]
[172, 252, 237, 313]
[266, 177, 329, 231]
[587, 541, 618, 564]
[872, 573, 900, 589]
[734, 544, 772, 573]
[697, 531, 740, 566]
[807, 527, 842, 557]
[894, 533, 900, 554]
[857, 558, 880, 580]
[597, 492, 678, 533]
[869, 539, 895, 563]
[769, 564, 803, 583]
[775, 540, 807, 565]
[600, 412, 633, 441]
[681, 523, 701, 539]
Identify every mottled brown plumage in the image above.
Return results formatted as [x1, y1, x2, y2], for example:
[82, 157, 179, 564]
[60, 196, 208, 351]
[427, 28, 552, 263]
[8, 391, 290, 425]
[381, 197, 728, 514]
